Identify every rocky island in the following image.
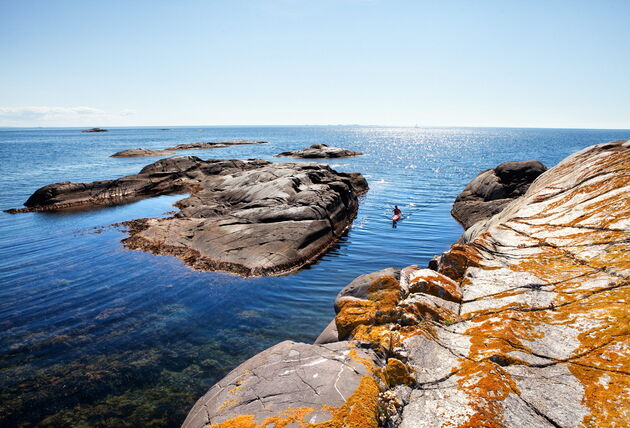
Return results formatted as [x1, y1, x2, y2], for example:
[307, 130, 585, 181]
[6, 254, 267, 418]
[81, 127, 108, 133]
[275, 144, 363, 159]
[183, 140, 629, 427]
[451, 160, 547, 229]
[165, 141, 268, 150]
[110, 148, 175, 157]
[7, 156, 368, 276]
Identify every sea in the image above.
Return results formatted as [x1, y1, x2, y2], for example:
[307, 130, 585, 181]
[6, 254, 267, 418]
[0, 126, 628, 427]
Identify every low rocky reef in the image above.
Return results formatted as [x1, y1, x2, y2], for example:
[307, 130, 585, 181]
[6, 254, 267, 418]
[183, 140, 629, 427]
[110, 148, 175, 157]
[165, 141, 268, 151]
[6, 157, 368, 276]
[275, 144, 363, 159]
[451, 160, 547, 229]
[81, 128, 108, 133]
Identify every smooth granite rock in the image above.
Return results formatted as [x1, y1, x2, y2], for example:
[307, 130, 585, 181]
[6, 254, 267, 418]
[182, 340, 381, 428]
[110, 148, 175, 157]
[165, 140, 268, 150]
[183, 140, 628, 427]
[7, 156, 368, 276]
[275, 144, 363, 159]
[451, 159, 547, 229]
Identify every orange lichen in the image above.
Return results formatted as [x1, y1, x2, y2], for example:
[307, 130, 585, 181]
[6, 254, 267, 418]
[409, 272, 462, 302]
[310, 376, 380, 428]
[448, 143, 630, 427]
[210, 377, 380, 428]
[382, 358, 415, 387]
[210, 407, 314, 428]
[438, 244, 482, 282]
[218, 399, 238, 412]
[335, 275, 401, 340]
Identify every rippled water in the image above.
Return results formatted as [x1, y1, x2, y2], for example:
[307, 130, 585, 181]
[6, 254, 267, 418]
[1, 126, 628, 427]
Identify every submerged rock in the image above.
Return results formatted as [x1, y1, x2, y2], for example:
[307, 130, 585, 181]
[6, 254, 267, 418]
[451, 159, 547, 229]
[110, 148, 175, 157]
[183, 140, 629, 427]
[275, 144, 363, 159]
[81, 128, 107, 133]
[7, 156, 368, 276]
[165, 140, 268, 150]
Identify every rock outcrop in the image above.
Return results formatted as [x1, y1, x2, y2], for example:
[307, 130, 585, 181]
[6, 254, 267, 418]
[275, 144, 363, 159]
[81, 128, 107, 133]
[165, 141, 268, 150]
[110, 148, 175, 157]
[183, 341, 382, 428]
[451, 160, 547, 229]
[183, 140, 629, 427]
[7, 156, 368, 277]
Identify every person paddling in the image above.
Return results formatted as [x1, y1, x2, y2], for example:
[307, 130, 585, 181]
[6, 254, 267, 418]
[392, 205, 402, 228]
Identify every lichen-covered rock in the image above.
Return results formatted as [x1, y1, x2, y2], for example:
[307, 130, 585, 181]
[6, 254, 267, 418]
[182, 340, 381, 428]
[7, 157, 368, 277]
[275, 144, 363, 159]
[183, 140, 629, 427]
[110, 148, 175, 157]
[165, 140, 268, 150]
[451, 160, 547, 229]
[405, 139, 630, 427]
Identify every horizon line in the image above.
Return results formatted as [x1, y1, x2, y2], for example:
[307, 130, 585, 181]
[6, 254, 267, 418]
[1, 124, 630, 131]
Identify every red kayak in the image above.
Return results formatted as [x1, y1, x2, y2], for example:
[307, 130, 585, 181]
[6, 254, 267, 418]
[392, 214, 401, 222]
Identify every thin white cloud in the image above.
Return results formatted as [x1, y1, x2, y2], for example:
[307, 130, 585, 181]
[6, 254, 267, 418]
[0, 106, 105, 122]
[119, 109, 136, 117]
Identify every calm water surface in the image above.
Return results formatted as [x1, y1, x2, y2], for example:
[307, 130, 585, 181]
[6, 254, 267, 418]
[1, 126, 628, 427]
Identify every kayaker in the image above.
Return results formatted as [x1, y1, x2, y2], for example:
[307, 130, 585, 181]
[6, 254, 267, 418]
[392, 205, 402, 228]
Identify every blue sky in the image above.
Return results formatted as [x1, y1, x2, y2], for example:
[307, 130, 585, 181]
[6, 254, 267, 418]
[1, 0, 629, 128]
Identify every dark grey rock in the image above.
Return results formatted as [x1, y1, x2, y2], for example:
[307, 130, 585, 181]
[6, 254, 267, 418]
[110, 148, 175, 157]
[314, 319, 339, 344]
[81, 127, 107, 133]
[451, 160, 547, 229]
[8, 157, 368, 277]
[165, 140, 267, 150]
[275, 144, 363, 159]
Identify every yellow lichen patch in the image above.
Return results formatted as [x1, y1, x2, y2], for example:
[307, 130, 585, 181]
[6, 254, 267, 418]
[229, 384, 243, 394]
[382, 358, 415, 387]
[409, 273, 462, 302]
[210, 407, 315, 428]
[309, 376, 380, 428]
[335, 275, 401, 340]
[218, 399, 238, 412]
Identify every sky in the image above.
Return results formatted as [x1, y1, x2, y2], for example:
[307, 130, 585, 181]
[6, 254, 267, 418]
[1, 0, 629, 128]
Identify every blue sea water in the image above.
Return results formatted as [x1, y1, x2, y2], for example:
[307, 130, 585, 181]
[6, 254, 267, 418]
[0, 126, 628, 427]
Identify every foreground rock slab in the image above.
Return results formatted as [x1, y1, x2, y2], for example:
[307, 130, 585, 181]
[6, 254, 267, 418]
[451, 160, 547, 229]
[275, 144, 363, 159]
[165, 140, 268, 150]
[7, 156, 368, 276]
[110, 148, 175, 157]
[182, 341, 381, 428]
